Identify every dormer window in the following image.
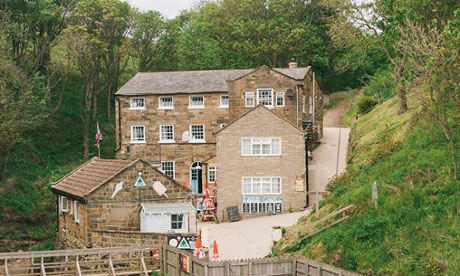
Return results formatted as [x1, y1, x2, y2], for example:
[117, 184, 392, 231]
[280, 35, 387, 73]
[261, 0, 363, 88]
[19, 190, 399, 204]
[130, 98, 145, 110]
[257, 89, 273, 108]
[189, 96, 204, 108]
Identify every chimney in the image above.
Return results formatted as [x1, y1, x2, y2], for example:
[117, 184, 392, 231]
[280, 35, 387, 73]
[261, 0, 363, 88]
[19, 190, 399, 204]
[288, 59, 298, 68]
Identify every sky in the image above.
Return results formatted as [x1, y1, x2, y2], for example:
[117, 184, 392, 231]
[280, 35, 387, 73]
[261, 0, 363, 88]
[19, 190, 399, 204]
[123, 0, 197, 18]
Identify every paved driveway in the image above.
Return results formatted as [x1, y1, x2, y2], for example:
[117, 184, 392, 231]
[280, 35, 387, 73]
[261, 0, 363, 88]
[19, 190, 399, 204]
[199, 127, 350, 260]
[198, 210, 310, 260]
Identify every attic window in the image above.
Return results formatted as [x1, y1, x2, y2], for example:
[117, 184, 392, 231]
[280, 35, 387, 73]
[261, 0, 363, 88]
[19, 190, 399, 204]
[130, 98, 145, 110]
[219, 96, 229, 108]
[159, 97, 174, 109]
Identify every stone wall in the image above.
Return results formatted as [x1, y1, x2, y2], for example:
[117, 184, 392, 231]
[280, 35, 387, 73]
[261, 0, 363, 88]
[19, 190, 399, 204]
[91, 230, 196, 248]
[115, 93, 228, 186]
[56, 199, 89, 249]
[216, 106, 307, 221]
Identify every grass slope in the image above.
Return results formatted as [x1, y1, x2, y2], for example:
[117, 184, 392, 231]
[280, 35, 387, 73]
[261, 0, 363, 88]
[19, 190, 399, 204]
[273, 94, 460, 275]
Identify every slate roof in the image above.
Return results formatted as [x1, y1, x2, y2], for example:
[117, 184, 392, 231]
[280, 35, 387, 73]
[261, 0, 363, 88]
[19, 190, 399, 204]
[115, 66, 310, 96]
[51, 158, 135, 199]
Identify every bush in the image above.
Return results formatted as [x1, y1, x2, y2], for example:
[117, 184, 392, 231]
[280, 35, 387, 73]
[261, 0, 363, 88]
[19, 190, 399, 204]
[362, 69, 397, 101]
[356, 96, 378, 114]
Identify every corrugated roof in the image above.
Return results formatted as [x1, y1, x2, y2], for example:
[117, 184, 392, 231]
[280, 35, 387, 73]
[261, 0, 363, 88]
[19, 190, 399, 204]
[51, 158, 135, 199]
[115, 66, 310, 96]
[141, 202, 195, 213]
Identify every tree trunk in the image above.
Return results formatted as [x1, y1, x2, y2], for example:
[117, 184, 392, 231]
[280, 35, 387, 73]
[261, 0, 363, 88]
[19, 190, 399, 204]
[83, 109, 90, 161]
[398, 87, 408, 114]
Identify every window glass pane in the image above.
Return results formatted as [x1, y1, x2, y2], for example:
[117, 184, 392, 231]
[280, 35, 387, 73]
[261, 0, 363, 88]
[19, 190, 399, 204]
[132, 126, 145, 142]
[252, 178, 261, 193]
[272, 178, 281, 193]
[262, 178, 271, 193]
[160, 125, 174, 141]
[161, 161, 175, 179]
[276, 92, 284, 106]
[245, 92, 254, 107]
[258, 89, 273, 106]
[160, 97, 173, 107]
[252, 144, 261, 155]
[242, 178, 251, 194]
[171, 214, 183, 229]
[209, 166, 217, 182]
[190, 125, 204, 141]
[190, 96, 204, 107]
[220, 96, 229, 106]
[272, 139, 281, 154]
[131, 98, 145, 108]
[242, 139, 251, 155]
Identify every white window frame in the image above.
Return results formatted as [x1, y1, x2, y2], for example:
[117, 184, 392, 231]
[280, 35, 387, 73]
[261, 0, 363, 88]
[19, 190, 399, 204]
[188, 96, 205, 109]
[241, 177, 282, 195]
[161, 161, 175, 179]
[74, 201, 80, 223]
[257, 88, 274, 108]
[276, 92, 285, 107]
[245, 92, 255, 107]
[219, 95, 229, 108]
[189, 124, 205, 143]
[208, 166, 217, 182]
[241, 137, 281, 156]
[309, 96, 313, 114]
[158, 96, 174, 110]
[130, 97, 146, 110]
[60, 196, 68, 213]
[302, 95, 306, 114]
[131, 125, 146, 144]
[170, 214, 185, 231]
[220, 124, 227, 129]
[159, 125, 175, 143]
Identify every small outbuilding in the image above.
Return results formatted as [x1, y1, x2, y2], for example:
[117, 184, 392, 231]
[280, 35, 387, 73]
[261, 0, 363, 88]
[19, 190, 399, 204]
[140, 202, 195, 233]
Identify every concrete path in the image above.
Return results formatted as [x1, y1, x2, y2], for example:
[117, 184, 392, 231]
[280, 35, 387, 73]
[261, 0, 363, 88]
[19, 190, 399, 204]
[198, 210, 310, 260]
[309, 127, 350, 202]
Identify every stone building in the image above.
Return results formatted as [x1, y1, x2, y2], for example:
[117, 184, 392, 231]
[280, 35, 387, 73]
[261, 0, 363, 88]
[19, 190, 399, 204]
[51, 158, 194, 248]
[215, 105, 306, 220]
[114, 63, 323, 201]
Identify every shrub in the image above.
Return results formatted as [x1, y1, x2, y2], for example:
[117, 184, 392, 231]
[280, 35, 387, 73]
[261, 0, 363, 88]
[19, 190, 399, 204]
[356, 96, 378, 114]
[362, 69, 397, 101]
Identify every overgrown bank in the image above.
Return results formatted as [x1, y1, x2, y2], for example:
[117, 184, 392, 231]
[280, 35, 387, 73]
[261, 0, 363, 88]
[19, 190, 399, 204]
[273, 93, 460, 275]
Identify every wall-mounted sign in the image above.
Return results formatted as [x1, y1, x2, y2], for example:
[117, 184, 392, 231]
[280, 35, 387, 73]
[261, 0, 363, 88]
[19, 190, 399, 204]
[168, 236, 196, 250]
[135, 175, 146, 187]
[295, 176, 304, 192]
[180, 254, 190, 272]
[242, 196, 283, 214]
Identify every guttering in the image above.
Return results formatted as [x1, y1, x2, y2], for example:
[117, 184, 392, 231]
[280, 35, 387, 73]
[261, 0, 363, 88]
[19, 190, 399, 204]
[116, 97, 122, 150]
[296, 85, 299, 126]
[312, 72, 316, 126]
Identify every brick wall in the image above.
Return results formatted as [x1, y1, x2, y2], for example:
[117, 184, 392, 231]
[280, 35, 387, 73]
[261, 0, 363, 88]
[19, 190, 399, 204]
[216, 106, 307, 221]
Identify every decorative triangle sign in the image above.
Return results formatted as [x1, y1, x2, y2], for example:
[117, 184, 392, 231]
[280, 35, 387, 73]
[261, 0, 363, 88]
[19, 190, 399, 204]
[135, 176, 146, 187]
[177, 237, 191, 249]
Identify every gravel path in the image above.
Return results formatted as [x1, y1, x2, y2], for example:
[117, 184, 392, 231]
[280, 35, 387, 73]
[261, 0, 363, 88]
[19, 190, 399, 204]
[323, 100, 350, 127]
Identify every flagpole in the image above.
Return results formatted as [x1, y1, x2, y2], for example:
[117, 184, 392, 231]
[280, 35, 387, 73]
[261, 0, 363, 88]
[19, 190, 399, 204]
[98, 144, 101, 158]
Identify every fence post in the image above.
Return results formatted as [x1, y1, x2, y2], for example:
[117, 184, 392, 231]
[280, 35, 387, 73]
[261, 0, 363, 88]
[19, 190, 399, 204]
[4, 258, 9, 276]
[292, 258, 297, 276]
[40, 256, 46, 276]
[248, 260, 252, 276]
[76, 255, 82, 276]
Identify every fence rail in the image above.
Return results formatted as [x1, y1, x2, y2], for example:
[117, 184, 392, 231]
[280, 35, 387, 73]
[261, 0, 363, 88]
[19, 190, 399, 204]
[0, 246, 159, 276]
[161, 245, 362, 276]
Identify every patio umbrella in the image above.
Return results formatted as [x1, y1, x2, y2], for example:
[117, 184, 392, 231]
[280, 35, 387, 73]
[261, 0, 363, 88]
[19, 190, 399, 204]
[204, 182, 209, 191]
[193, 235, 206, 259]
[212, 181, 217, 190]
[211, 240, 220, 262]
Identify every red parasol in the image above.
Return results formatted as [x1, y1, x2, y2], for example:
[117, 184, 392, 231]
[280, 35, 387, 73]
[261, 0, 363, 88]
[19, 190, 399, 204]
[211, 240, 220, 262]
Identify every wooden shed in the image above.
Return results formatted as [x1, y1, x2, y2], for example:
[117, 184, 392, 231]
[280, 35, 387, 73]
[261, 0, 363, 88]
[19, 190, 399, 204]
[140, 202, 195, 233]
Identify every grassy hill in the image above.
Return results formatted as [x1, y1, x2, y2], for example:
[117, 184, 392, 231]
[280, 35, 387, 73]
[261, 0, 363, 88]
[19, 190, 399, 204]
[273, 93, 460, 275]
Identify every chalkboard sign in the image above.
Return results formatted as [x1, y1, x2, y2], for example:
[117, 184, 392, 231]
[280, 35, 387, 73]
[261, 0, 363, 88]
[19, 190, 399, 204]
[226, 206, 240, 222]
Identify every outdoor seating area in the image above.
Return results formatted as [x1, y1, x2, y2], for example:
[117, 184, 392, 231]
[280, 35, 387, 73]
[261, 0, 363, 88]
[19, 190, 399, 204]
[195, 182, 218, 222]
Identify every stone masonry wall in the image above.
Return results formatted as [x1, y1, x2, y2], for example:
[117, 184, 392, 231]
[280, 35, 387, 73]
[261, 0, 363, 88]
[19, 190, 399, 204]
[56, 198, 89, 249]
[216, 107, 307, 221]
[91, 230, 196, 248]
[115, 93, 228, 186]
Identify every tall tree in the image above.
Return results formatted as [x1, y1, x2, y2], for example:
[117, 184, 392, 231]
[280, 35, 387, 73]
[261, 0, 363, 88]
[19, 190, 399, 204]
[131, 10, 165, 72]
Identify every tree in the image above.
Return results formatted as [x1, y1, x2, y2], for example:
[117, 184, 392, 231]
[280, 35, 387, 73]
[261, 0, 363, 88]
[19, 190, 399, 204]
[131, 10, 165, 72]
[0, 58, 50, 181]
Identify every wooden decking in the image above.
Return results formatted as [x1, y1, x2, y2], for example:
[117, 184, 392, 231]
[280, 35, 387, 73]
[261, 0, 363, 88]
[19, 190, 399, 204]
[0, 246, 159, 276]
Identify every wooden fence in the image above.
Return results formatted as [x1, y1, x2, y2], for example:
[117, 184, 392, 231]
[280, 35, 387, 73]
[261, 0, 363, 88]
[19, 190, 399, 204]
[0, 246, 159, 276]
[161, 245, 362, 276]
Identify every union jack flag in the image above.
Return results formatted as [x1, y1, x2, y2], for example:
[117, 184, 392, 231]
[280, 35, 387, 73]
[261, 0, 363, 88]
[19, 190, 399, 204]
[95, 122, 102, 148]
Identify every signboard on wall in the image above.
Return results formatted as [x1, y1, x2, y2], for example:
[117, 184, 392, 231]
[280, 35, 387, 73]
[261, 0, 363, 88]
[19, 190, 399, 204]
[168, 235, 196, 250]
[180, 254, 190, 272]
[295, 176, 305, 192]
[242, 196, 283, 214]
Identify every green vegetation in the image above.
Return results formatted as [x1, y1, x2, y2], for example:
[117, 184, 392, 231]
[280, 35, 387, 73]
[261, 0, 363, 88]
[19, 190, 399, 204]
[273, 93, 460, 275]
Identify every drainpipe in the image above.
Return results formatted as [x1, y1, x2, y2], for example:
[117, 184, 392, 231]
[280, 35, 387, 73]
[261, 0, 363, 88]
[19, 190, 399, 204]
[115, 97, 122, 150]
[56, 194, 59, 233]
[296, 85, 299, 126]
[305, 135, 309, 206]
[312, 72, 316, 126]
